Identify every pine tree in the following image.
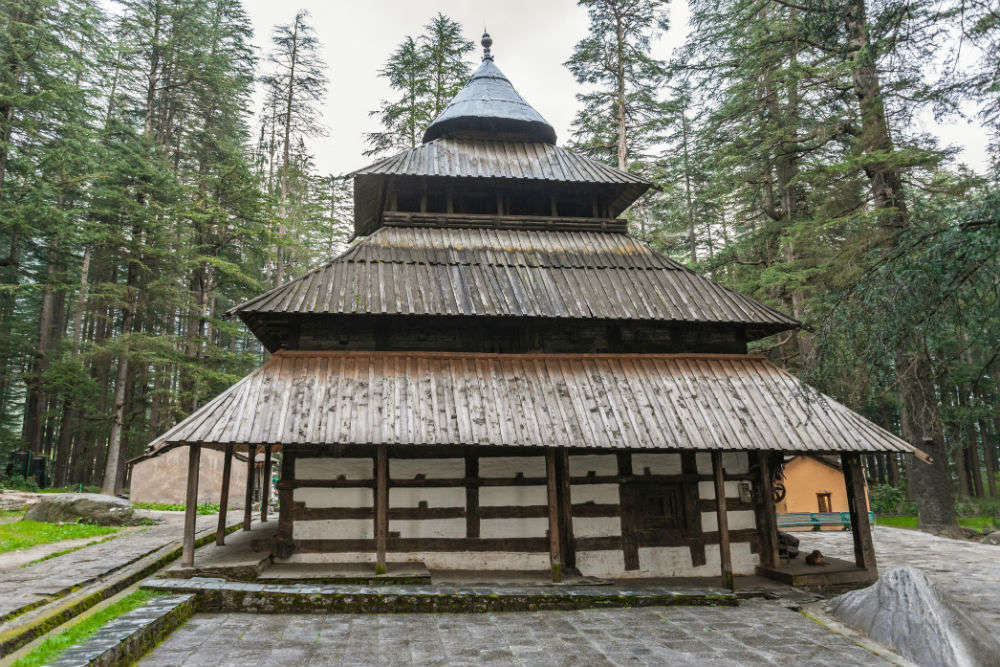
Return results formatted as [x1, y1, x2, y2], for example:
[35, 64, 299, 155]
[364, 14, 473, 157]
[564, 0, 670, 170]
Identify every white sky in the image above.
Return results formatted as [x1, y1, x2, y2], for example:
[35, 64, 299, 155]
[244, 0, 988, 176]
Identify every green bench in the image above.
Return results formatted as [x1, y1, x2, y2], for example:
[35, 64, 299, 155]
[776, 511, 876, 531]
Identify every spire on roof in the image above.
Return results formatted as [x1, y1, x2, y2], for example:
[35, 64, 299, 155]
[481, 30, 493, 61]
[421, 34, 556, 144]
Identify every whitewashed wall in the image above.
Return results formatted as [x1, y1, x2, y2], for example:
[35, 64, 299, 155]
[287, 451, 760, 577]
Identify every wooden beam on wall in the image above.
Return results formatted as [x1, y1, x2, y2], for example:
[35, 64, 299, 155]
[182, 445, 201, 568]
[842, 453, 877, 576]
[375, 445, 388, 574]
[261, 445, 272, 522]
[243, 445, 255, 531]
[545, 448, 563, 582]
[215, 446, 233, 546]
[712, 451, 734, 591]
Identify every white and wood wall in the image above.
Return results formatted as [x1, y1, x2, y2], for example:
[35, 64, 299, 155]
[280, 447, 759, 577]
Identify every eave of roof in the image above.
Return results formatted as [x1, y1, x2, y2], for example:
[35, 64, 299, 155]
[142, 351, 925, 462]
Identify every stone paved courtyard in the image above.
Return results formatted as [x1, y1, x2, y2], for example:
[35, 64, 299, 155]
[0, 511, 218, 620]
[804, 525, 1000, 633]
[138, 602, 890, 666]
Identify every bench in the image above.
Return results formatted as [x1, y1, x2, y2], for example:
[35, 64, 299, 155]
[776, 511, 876, 531]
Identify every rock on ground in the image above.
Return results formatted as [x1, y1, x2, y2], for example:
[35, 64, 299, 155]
[826, 566, 1000, 667]
[22, 493, 134, 525]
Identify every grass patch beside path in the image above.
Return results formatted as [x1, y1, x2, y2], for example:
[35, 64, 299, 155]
[132, 502, 219, 514]
[0, 521, 118, 553]
[876, 515, 997, 531]
[0, 509, 26, 519]
[8, 589, 159, 667]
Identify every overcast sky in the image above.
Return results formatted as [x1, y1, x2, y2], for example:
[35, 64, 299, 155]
[243, 0, 990, 176]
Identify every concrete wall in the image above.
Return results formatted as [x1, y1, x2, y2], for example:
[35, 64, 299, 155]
[130, 447, 248, 506]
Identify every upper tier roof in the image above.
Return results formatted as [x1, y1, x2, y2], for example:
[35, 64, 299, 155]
[421, 36, 556, 144]
[226, 227, 799, 342]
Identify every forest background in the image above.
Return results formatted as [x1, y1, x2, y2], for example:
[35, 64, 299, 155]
[1, 0, 997, 528]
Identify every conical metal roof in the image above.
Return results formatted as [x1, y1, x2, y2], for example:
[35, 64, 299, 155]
[422, 33, 557, 144]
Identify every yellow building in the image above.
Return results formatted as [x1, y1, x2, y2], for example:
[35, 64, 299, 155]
[776, 455, 870, 520]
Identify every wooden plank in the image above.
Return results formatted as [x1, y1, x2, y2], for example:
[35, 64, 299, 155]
[182, 445, 201, 568]
[261, 445, 272, 522]
[546, 448, 562, 581]
[842, 453, 877, 574]
[243, 445, 255, 531]
[712, 451, 735, 591]
[375, 445, 388, 574]
[215, 446, 233, 546]
[755, 452, 780, 569]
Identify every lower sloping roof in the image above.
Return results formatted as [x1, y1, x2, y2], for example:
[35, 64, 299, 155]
[144, 352, 923, 461]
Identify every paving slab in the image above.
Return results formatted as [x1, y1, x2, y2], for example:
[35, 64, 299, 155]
[803, 525, 1000, 634]
[0, 512, 217, 622]
[138, 602, 893, 666]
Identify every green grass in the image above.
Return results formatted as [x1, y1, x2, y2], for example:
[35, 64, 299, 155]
[0, 520, 119, 553]
[132, 502, 219, 514]
[0, 509, 26, 518]
[8, 590, 159, 667]
[876, 515, 998, 531]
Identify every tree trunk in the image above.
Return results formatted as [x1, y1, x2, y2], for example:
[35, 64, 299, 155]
[844, 0, 956, 529]
[613, 6, 627, 171]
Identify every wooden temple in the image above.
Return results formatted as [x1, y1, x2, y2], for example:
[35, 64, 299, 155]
[140, 34, 924, 589]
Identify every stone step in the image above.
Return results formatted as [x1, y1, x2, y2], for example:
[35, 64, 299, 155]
[258, 561, 431, 585]
[141, 577, 737, 614]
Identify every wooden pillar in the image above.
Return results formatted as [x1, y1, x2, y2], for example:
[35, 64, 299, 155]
[712, 451, 735, 590]
[375, 445, 388, 574]
[556, 450, 575, 570]
[276, 450, 295, 559]
[215, 446, 233, 546]
[842, 453, 878, 575]
[181, 445, 201, 568]
[243, 445, 255, 531]
[545, 448, 563, 582]
[755, 452, 780, 569]
[465, 454, 479, 538]
[261, 445, 272, 522]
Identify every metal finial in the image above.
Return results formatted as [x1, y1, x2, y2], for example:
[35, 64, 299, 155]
[481, 30, 493, 61]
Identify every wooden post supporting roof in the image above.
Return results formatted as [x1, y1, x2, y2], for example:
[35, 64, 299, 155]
[375, 445, 388, 575]
[712, 451, 735, 591]
[181, 445, 201, 568]
[842, 453, 877, 576]
[545, 448, 563, 582]
[261, 445, 272, 522]
[754, 452, 780, 569]
[243, 446, 255, 531]
[215, 446, 233, 546]
[276, 450, 295, 559]
[556, 450, 575, 570]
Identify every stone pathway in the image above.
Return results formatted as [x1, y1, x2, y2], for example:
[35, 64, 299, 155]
[803, 525, 1000, 632]
[139, 602, 888, 666]
[0, 512, 217, 621]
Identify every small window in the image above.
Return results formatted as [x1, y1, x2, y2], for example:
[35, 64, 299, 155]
[817, 492, 832, 513]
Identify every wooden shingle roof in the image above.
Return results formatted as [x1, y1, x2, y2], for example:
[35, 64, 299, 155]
[143, 351, 922, 459]
[227, 227, 799, 337]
